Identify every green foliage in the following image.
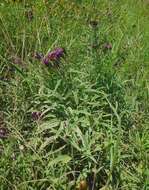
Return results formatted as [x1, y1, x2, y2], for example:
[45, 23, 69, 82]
[0, 0, 149, 190]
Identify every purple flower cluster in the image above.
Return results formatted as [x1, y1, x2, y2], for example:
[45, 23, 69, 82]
[42, 48, 65, 66]
[34, 47, 66, 67]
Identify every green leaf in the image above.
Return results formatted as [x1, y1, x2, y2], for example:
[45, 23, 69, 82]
[37, 120, 60, 134]
[48, 155, 72, 167]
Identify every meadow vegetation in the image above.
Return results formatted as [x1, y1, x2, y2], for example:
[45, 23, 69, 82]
[0, 0, 149, 189]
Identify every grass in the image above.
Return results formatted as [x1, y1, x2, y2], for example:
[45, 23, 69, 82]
[0, 0, 149, 189]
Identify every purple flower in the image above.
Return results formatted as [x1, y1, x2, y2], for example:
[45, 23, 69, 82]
[43, 57, 50, 65]
[32, 112, 42, 120]
[42, 47, 65, 66]
[54, 48, 65, 58]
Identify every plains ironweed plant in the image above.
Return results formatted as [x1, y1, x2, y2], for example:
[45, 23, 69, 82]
[0, 1, 149, 190]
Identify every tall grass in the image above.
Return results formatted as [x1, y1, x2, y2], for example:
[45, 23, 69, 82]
[0, 0, 149, 190]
